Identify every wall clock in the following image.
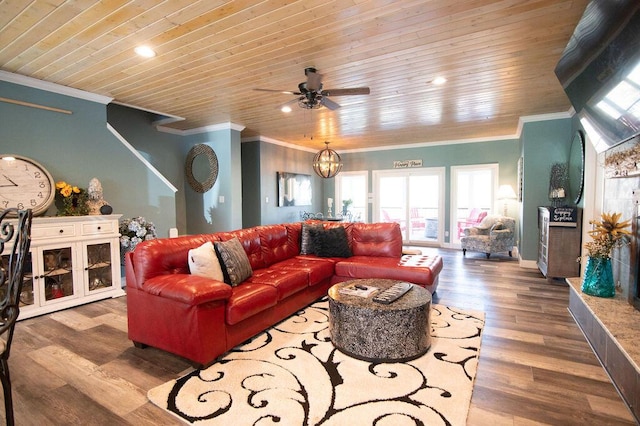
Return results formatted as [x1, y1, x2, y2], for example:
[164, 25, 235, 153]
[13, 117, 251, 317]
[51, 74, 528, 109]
[185, 144, 218, 193]
[0, 154, 55, 216]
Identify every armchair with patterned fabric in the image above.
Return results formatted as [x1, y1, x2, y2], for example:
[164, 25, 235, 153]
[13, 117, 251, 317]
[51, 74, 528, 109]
[460, 215, 515, 258]
[457, 209, 488, 239]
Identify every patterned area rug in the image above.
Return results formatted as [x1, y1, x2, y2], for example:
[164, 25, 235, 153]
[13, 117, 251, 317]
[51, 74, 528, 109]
[148, 298, 485, 425]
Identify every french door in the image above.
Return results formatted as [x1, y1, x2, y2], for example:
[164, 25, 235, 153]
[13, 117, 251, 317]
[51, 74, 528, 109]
[450, 164, 498, 243]
[373, 168, 445, 245]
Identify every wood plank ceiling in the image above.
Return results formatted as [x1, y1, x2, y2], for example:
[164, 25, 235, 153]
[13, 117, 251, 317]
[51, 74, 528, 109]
[0, 0, 588, 151]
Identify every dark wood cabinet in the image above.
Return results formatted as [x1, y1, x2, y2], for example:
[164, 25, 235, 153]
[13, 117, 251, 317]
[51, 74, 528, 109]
[537, 206, 582, 278]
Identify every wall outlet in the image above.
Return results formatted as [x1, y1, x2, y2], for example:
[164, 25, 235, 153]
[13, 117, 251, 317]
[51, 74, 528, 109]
[633, 189, 640, 205]
[219, 195, 225, 203]
[444, 231, 449, 237]
[265, 196, 269, 203]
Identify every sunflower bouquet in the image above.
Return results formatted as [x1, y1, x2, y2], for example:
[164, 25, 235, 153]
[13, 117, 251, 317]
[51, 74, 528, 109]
[55, 181, 89, 216]
[583, 212, 631, 259]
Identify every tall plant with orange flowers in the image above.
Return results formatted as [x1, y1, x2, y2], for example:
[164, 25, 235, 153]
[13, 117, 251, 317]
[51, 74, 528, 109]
[583, 212, 631, 259]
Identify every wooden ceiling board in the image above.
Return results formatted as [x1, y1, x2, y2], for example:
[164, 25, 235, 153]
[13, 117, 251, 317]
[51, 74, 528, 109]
[0, 0, 589, 149]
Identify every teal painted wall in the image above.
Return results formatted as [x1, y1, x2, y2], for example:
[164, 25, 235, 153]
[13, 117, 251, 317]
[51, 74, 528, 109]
[1, 81, 177, 238]
[520, 118, 574, 260]
[339, 139, 521, 241]
[184, 128, 243, 233]
[241, 140, 323, 227]
[107, 104, 186, 233]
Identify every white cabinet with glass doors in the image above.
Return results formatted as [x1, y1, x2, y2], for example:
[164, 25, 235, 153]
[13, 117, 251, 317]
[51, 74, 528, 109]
[0, 215, 124, 320]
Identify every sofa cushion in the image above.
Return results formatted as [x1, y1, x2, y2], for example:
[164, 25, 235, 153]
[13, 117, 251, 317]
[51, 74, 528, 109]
[226, 283, 278, 325]
[188, 241, 224, 281]
[308, 226, 352, 258]
[276, 257, 336, 286]
[300, 222, 324, 255]
[351, 222, 402, 257]
[214, 237, 253, 286]
[249, 268, 308, 300]
[259, 224, 299, 265]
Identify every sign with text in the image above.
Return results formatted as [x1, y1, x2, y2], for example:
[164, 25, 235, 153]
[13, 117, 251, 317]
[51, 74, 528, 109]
[548, 206, 578, 227]
[393, 159, 423, 169]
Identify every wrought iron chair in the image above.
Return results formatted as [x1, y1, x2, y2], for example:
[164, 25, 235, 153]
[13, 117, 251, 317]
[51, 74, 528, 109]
[0, 208, 33, 425]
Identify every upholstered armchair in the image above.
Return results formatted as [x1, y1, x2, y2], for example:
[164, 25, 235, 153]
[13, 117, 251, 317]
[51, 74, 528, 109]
[460, 215, 515, 258]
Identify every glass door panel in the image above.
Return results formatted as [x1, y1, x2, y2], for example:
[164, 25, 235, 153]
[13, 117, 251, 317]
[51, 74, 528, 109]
[375, 168, 444, 245]
[408, 174, 440, 242]
[1, 252, 35, 308]
[86, 242, 113, 292]
[42, 246, 74, 301]
[379, 175, 407, 238]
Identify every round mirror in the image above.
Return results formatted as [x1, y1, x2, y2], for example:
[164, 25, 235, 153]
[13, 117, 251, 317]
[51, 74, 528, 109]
[567, 130, 585, 205]
[185, 144, 218, 193]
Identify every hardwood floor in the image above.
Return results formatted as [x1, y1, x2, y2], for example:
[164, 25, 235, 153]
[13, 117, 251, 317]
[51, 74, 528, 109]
[4, 248, 637, 425]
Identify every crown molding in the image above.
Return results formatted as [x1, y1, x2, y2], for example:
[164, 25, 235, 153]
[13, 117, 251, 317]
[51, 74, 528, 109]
[157, 122, 246, 135]
[241, 135, 317, 153]
[0, 70, 113, 104]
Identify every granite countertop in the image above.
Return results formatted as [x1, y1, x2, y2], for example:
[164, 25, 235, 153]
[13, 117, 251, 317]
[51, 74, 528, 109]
[567, 278, 640, 372]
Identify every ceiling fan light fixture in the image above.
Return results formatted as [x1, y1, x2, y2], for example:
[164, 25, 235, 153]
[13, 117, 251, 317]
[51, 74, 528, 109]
[313, 141, 343, 178]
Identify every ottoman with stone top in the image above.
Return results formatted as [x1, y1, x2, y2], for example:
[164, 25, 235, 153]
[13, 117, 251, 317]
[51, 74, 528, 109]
[327, 278, 431, 362]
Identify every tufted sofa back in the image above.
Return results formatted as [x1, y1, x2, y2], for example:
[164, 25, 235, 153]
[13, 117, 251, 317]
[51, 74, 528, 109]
[131, 221, 403, 289]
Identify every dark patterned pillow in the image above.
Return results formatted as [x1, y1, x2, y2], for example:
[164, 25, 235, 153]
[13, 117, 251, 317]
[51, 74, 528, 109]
[300, 222, 324, 255]
[308, 226, 352, 258]
[214, 237, 253, 286]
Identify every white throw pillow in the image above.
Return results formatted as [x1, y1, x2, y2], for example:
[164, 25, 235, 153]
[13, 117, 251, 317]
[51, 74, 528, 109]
[188, 241, 224, 281]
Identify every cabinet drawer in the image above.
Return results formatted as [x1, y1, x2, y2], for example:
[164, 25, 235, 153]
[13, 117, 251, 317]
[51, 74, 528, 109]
[81, 221, 116, 236]
[32, 224, 76, 239]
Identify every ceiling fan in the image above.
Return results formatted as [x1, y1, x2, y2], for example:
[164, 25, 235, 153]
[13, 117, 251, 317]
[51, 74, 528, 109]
[254, 67, 370, 110]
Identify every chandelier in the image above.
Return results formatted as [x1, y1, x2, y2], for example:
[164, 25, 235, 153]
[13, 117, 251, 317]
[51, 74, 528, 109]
[312, 141, 343, 178]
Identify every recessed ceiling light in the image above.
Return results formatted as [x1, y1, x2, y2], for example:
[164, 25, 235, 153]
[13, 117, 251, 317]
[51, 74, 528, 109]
[134, 45, 156, 58]
[281, 105, 292, 113]
[432, 76, 447, 85]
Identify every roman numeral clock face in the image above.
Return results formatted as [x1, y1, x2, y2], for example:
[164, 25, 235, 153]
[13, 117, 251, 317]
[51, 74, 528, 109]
[0, 155, 55, 216]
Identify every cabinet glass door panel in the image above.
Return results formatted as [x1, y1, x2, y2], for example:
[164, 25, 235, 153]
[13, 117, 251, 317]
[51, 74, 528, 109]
[86, 242, 113, 292]
[42, 246, 74, 301]
[1, 251, 35, 308]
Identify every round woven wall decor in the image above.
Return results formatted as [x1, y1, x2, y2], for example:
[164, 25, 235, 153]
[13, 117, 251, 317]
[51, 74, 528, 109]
[185, 144, 218, 193]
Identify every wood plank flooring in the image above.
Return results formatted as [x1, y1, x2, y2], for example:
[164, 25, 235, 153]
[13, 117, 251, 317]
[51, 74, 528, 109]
[4, 248, 637, 425]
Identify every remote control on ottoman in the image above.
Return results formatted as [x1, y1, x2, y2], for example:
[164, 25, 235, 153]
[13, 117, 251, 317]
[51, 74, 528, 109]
[373, 281, 413, 304]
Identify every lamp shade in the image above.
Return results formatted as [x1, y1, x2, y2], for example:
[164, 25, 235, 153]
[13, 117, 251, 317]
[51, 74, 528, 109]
[497, 184, 517, 200]
[313, 141, 343, 178]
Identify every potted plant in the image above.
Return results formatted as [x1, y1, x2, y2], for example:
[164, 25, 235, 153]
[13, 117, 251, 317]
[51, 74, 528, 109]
[581, 212, 630, 297]
[342, 199, 353, 216]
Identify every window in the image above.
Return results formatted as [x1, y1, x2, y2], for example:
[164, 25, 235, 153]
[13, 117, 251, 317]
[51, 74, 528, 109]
[335, 171, 368, 222]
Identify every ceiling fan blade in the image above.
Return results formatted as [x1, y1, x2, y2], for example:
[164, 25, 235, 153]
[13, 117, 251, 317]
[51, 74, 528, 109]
[320, 96, 341, 110]
[322, 87, 370, 96]
[306, 70, 323, 92]
[253, 88, 300, 95]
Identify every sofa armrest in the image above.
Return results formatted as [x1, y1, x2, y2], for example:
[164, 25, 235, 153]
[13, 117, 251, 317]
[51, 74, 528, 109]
[142, 274, 233, 305]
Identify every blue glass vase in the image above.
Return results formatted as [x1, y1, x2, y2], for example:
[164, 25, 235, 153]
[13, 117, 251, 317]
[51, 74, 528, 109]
[581, 256, 615, 298]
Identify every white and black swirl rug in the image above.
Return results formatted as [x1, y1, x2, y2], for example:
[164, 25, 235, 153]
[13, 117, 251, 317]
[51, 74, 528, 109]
[148, 298, 485, 425]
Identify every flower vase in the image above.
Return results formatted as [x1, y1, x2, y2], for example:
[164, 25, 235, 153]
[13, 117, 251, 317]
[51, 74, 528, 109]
[581, 256, 615, 298]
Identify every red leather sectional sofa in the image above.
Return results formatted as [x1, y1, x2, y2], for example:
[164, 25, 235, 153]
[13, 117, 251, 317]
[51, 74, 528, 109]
[124, 221, 443, 367]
